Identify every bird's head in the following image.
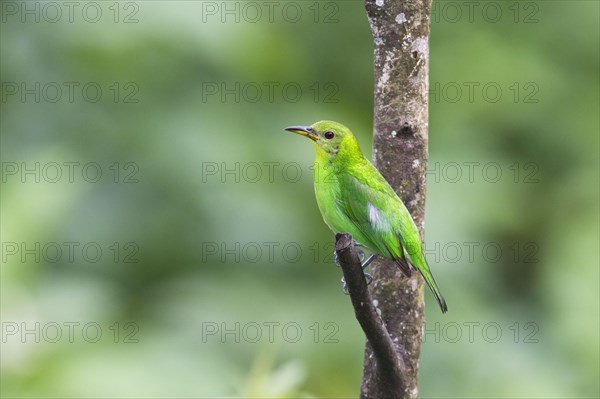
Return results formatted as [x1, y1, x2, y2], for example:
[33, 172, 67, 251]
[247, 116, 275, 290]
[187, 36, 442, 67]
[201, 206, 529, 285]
[284, 120, 363, 161]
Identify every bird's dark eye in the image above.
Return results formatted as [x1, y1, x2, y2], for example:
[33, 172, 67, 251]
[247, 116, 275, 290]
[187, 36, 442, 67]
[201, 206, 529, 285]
[324, 131, 335, 140]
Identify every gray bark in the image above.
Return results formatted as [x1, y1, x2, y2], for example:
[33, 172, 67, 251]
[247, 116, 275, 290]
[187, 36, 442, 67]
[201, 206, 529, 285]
[362, 0, 432, 398]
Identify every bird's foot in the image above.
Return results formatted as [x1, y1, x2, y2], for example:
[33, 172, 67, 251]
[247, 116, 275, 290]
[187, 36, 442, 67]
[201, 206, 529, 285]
[357, 248, 365, 262]
[335, 243, 375, 294]
[334, 243, 365, 267]
[361, 254, 377, 270]
[354, 242, 366, 262]
[341, 277, 349, 295]
[340, 272, 374, 295]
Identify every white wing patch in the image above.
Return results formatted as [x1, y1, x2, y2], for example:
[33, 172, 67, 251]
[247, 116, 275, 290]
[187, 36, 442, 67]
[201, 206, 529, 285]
[368, 202, 391, 233]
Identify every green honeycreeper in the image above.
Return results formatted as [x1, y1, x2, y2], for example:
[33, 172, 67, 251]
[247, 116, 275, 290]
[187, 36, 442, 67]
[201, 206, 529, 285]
[285, 120, 448, 313]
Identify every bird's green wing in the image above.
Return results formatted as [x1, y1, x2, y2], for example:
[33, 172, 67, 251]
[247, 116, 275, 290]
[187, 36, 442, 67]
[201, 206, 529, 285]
[337, 168, 448, 313]
[286, 121, 448, 311]
[335, 171, 412, 276]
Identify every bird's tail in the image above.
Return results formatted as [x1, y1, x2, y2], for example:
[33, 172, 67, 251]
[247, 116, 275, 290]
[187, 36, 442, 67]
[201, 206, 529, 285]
[415, 257, 448, 313]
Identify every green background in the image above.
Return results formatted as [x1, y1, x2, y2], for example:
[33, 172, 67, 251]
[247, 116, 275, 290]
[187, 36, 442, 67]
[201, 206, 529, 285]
[1, 0, 598, 397]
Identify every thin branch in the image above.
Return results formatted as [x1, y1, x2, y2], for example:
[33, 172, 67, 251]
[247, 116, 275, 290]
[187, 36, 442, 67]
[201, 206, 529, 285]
[334, 233, 406, 398]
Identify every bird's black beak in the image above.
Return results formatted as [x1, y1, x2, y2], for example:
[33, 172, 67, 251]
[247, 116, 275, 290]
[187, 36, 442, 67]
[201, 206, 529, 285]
[284, 125, 319, 142]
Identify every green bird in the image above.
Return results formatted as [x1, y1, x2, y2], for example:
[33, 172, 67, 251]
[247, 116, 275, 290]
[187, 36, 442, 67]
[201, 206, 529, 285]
[285, 120, 448, 313]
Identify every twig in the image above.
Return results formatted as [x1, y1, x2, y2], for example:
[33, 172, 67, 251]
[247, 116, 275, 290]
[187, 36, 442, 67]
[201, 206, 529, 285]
[334, 233, 406, 398]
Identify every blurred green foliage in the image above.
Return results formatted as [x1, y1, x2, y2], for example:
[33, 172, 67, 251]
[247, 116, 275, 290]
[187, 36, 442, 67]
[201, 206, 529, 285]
[1, 0, 598, 398]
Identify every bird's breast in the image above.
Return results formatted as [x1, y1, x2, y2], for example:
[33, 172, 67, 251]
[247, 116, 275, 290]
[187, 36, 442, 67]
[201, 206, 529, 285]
[312, 161, 344, 232]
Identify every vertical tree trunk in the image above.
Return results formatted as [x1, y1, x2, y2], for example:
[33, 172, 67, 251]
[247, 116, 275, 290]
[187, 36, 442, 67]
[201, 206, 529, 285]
[362, 0, 432, 398]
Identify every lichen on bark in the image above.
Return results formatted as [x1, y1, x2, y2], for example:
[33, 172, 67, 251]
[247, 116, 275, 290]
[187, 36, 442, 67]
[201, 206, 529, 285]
[361, 0, 432, 398]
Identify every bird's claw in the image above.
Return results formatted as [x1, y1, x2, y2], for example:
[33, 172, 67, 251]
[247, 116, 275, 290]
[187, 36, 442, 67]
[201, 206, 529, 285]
[336, 242, 373, 294]
[333, 244, 365, 266]
[356, 248, 365, 262]
[353, 241, 366, 262]
[341, 272, 373, 294]
[341, 277, 349, 295]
